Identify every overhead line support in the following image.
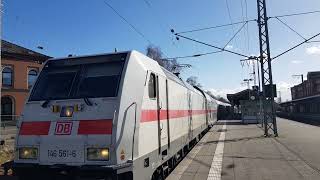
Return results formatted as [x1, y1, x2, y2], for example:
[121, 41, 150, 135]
[256, 0, 278, 137]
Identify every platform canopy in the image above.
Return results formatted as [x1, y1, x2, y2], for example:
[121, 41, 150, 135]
[227, 89, 258, 106]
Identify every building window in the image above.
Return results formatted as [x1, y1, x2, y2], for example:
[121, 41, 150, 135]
[2, 67, 13, 87]
[148, 73, 157, 99]
[28, 69, 38, 88]
[1, 96, 14, 121]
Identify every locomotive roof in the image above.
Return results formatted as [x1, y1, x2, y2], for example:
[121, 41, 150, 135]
[46, 50, 211, 98]
[48, 51, 130, 61]
[161, 67, 204, 96]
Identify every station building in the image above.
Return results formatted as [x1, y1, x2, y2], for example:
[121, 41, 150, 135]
[1, 40, 51, 123]
[278, 71, 320, 125]
[291, 72, 320, 100]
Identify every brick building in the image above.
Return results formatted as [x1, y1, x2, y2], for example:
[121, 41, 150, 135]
[291, 71, 320, 100]
[278, 71, 320, 125]
[1, 40, 51, 122]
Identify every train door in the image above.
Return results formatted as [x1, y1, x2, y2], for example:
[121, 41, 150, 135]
[165, 79, 171, 149]
[205, 99, 208, 126]
[187, 92, 193, 139]
[157, 75, 170, 156]
[149, 72, 169, 155]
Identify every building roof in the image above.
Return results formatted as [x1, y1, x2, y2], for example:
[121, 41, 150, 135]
[280, 94, 320, 105]
[227, 89, 258, 106]
[307, 71, 320, 79]
[1, 40, 51, 62]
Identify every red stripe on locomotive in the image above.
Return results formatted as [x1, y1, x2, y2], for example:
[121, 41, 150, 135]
[78, 120, 113, 135]
[19, 121, 51, 135]
[140, 109, 216, 122]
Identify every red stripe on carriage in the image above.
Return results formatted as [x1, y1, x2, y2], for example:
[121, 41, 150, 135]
[19, 121, 51, 135]
[78, 120, 113, 135]
[140, 109, 216, 122]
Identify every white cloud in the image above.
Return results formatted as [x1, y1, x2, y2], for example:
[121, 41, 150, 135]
[306, 45, 320, 55]
[291, 60, 303, 64]
[208, 87, 246, 99]
[225, 45, 233, 50]
[277, 82, 292, 91]
[276, 81, 294, 102]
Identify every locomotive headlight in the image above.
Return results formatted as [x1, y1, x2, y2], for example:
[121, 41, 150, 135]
[19, 147, 38, 159]
[87, 148, 109, 161]
[52, 105, 61, 113]
[60, 106, 74, 117]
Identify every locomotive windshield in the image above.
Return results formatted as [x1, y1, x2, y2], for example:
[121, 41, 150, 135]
[29, 55, 126, 101]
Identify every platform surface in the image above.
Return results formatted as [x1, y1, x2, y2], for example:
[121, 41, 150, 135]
[167, 118, 320, 180]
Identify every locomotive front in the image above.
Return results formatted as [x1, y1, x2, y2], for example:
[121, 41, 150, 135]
[13, 53, 132, 179]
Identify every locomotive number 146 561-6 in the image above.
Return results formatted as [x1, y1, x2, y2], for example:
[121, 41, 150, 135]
[48, 149, 77, 158]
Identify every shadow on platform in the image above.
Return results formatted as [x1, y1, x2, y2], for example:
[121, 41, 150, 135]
[215, 120, 245, 125]
[201, 135, 265, 146]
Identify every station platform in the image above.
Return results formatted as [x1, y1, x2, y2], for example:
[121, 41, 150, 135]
[167, 118, 320, 180]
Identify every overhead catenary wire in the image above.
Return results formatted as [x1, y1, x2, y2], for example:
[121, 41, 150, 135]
[174, 10, 320, 36]
[174, 19, 256, 35]
[223, 22, 248, 49]
[171, 7, 320, 64]
[240, 0, 247, 52]
[225, 0, 240, 49]
[175, 34, 250, 58]
[275, 17, 306, 40]
[269, 10, 320, 19]
[142, 0, 151, 8]
[240, 0, 245, 24]
[139, 0, 178, 51]
[307, 40, 320, 43]
[267, 10, 320, 59]
[174, 9, 320, 60]
[164, 50, 223, 60]
[103, 1, 152, 44]
[244, 0, 250, 53]
[272, 31, 320, 60]
[103, 0, 172, 58]
[140, 0, 171, 37]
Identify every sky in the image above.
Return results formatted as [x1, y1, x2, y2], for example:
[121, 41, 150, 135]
[2, 0, 320, 101]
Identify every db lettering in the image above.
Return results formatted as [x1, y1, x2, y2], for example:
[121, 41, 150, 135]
[55, 122, 73, 135]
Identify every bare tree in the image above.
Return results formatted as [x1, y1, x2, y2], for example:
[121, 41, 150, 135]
[186, 76, 202, 88]
[146, 45, 164, 66]
[162, 58, 182, 73]
[146, 45, 182, 73]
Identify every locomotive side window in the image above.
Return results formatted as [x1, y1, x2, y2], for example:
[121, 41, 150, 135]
[148, 73, 157, 98]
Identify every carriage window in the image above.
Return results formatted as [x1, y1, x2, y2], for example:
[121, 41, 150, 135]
[148, 73, 156, 98]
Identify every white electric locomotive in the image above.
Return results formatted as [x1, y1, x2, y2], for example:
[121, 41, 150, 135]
[14, 51, 218, 180]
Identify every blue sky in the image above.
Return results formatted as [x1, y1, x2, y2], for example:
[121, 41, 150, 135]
[2, 0, 320, 101]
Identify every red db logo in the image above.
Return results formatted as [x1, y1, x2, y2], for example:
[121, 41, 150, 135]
[55, 122, 73, 135]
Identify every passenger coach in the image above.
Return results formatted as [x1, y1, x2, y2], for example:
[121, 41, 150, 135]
[14, 51, 218, 180]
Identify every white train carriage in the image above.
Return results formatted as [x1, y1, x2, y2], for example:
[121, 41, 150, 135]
[14, 51, 218, 180]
